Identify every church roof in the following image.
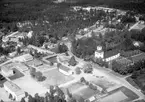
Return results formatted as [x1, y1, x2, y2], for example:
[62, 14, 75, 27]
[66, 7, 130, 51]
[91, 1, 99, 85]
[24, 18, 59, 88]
[104, 49, 119, 58]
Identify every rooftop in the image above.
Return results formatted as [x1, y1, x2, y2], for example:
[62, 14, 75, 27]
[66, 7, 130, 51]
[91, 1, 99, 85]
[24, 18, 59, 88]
[130, 21, 145, 31]
[131, 53, 145, 63]
[4, 81, 24, 96]
[59, 65, 71, 72]
[104, 49, 119, 58]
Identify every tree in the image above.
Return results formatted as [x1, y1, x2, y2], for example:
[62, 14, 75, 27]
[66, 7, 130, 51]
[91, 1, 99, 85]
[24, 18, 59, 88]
[30, 68, 36, 78]
[20, 98, 25, 102]
[35, 71, 43, 81]
[83, 64, 93, 73]
[75, 67, 81, 74]
[28, 95, 35, 102]
[80, 77, 86, 83]
[9, 93, 12, 99]
[0, 100, 4, 102]
[24, 92, 29, 98]
[69, 56, 77, 66]
[17, 47, 21, 54]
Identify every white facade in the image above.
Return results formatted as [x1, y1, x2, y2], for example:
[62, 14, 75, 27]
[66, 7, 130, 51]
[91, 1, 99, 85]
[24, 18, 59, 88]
[95, 51, 104, 59]
[95, 46, 104, 59]
[13, 53, 33, 62]
[105, 53, 120, 62]
[59, 68, 73, 76]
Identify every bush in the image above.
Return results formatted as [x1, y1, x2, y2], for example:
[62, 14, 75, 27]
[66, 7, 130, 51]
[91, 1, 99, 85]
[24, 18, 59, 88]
[75, 67, 81, 75]
[80, 77, 86, 83]
[89, 83, 97, 90]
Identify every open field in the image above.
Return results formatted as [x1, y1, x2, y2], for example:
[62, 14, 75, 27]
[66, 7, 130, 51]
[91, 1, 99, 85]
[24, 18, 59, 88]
[41, 69, 74, 88]
[86, 75, 117, 90]
[13, 75, 47, 96]
[62, 82, 100, 100]
[100, 86, 139, 102]
[99, 90, 128, 102]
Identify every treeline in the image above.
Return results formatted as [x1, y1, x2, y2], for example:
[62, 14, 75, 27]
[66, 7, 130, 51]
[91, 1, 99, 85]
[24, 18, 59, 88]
[112, 59, 145, 75]
[18, 85, 81, 102]
[0, 0, 53, 23]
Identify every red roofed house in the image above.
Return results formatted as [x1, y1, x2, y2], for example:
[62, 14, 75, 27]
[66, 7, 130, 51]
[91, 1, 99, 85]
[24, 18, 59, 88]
[94, 45, 120, 62]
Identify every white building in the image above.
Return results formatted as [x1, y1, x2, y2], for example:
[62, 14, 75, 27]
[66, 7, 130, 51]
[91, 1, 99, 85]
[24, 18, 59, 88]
[95, 45, 120, 62]
[13, 53, 33, 62]
[1, 66, 14, 77]
[58, 65, 73, 76]
[4, 81, 25, 101]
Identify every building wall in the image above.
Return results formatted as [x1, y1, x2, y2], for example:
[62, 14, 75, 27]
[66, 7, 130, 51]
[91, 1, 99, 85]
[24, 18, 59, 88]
[105, 53, 120, 62]
[95, 51, 104, 59]
[59, 69, 72, 76]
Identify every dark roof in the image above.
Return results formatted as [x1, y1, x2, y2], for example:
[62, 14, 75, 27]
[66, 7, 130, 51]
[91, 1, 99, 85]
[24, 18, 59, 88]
[104, 49, 119, 58]
[131, 53, 145, 63]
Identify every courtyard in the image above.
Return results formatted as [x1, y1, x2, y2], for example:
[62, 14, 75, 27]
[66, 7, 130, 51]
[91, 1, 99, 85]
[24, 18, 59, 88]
[41, 69, 74, 88]
[13, 75, 47, 96]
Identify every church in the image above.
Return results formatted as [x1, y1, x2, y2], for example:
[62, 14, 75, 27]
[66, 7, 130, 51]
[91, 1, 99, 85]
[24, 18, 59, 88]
[94, 45, 120, 62]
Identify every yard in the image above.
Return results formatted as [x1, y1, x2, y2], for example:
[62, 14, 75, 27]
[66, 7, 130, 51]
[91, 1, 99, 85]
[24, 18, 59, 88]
[41, 69, 74, 88]
[100, 86, 139, 102]
[62, 82, 100, 100]
[13, 75, 47, 96]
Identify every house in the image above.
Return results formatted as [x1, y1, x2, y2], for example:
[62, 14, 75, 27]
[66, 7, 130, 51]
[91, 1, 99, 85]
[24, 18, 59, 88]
[129, 21, 145, 32]
[13, 53, 33, 62]
[58, 65, 73, 76]
[94, 45, 120, 62]
[4, 81, 25, 101]
[1, 65, 14, 77]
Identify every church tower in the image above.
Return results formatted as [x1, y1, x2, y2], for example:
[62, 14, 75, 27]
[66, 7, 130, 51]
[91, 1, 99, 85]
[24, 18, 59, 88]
[95, 45, 104, 59]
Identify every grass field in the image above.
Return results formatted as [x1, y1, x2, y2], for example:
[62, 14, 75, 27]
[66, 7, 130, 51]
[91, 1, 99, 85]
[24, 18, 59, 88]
[104, 86, 139, 102]
[42, 69, 74, 88]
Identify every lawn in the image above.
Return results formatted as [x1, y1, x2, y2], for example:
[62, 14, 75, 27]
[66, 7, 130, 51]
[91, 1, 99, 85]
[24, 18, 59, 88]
[104, 86, 139, 102]
[13, 75, 47, 96]
[99, 91, 128, 102]
[42, 69, 74, 88]
[87, 75, 116, 90]
[62, 82, 99, 100]
[126, 77, 140, 89]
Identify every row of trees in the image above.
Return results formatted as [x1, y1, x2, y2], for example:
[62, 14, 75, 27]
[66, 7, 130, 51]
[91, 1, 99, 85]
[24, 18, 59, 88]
[30, 68, 45, 81]
[20, 85, 81, 102]
[112, 59, 145, 75]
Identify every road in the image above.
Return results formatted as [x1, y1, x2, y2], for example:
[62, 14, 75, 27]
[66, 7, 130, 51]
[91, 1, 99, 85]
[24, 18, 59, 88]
[67, 50, 145, 101]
